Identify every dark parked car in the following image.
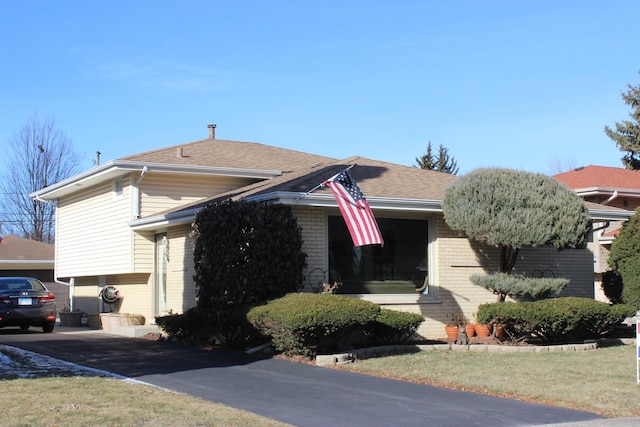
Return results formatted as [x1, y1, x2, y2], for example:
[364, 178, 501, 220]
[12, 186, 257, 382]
[0, 277, 57, 333]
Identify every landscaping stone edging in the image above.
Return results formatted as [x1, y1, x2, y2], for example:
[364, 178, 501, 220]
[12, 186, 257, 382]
[315, 339, 633, 366]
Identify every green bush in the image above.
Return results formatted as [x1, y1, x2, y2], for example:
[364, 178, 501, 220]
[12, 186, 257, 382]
[476, 297, 636, 342]
[193, 200, 307, 345]
[248, 294, 425, 357]
[608, 209, 640, 309]
[470, 273, 568, 301]
[247, 293, 383, 357]
[443, 168, 590, 288]
[602, 270, 624, 305]
[155, 308, 211, 342]
[364, 309, 424, 345]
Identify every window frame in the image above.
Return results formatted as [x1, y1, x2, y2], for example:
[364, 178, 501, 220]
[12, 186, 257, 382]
[326, 211, 438, 303]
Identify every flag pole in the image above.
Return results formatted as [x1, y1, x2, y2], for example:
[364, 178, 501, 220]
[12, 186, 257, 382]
[294, 164, 357, 203]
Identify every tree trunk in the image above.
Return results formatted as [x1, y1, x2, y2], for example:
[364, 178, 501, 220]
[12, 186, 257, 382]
[499, 245, 520, 274]
[497, 245, 520, 302]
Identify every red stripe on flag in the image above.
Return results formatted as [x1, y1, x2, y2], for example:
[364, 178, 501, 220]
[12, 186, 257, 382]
[325, 171, 383, 247]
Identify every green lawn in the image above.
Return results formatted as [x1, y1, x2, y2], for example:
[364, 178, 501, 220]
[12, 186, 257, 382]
[334, 343, 640, 417]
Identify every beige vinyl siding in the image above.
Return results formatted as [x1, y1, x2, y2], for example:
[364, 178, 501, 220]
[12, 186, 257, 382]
[133, 231, 155, 273]
[56, 177, 134, 277]
[72, 279, 101, 314]
[107, 273, 153, 320]
[73, 274, 154, 322]
[139, 174, 256, 217]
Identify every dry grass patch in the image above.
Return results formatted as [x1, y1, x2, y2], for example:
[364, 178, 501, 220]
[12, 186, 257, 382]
[334, 344, 640, 417]
[0, 377, 292, 427]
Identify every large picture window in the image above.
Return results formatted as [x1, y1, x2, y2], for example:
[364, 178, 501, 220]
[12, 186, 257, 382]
[328, 216, 429, 294]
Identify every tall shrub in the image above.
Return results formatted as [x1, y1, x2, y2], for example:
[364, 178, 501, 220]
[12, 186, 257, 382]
[193, 200, 307, 343]
[443, 168, 590, 301]
[608, 208, 640, 309]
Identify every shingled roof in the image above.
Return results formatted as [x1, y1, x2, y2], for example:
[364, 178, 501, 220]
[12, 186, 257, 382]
[150, 156, 460, 218]
[554, 165, 640, 191]
[119, 138, 336, 172]
[0, 236, 54, 262]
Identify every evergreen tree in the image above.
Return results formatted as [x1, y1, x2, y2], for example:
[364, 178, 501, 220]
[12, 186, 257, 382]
[608, 208, 640, 309]
[604, 72, 640, 169]
[443, 168, 591, 301]
[415, 141, 459, 174]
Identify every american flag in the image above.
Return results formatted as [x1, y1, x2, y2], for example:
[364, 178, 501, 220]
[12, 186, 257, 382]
[324, 170, 384, 247]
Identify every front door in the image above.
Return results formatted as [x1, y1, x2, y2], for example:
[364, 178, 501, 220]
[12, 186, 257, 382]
[154, 233, 168, 315]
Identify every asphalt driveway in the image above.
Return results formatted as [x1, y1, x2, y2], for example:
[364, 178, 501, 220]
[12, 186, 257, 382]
[0, 328, 607, 427]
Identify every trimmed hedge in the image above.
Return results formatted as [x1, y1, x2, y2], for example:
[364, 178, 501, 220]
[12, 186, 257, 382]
[247, 293, 424, 357]
[477, 297, 636, 342]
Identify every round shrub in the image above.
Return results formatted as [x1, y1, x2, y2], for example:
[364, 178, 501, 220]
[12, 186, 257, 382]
[248, 293, 382, 357]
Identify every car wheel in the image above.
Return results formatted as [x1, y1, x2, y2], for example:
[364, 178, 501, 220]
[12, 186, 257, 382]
[20, 324, 29, 330]
[42, 322, 55, 333]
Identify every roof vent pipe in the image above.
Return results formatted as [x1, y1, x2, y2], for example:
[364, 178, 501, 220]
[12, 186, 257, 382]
[177, 147, 183, 158]
[208, 123, 216, 139]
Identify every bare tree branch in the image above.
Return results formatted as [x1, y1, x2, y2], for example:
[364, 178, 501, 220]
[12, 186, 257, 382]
[1, 114, 82, 243]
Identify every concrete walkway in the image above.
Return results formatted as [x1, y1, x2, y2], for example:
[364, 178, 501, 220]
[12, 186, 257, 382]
[0, 327, 637, 427]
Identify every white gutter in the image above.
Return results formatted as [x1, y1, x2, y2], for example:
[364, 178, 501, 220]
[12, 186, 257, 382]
[30, 160, 284, 201]
[34, 195, 56, 205]
[0, 260, 54, 265]
[128, 192, 444, 231]
[133, 166, 148, 219]
[574, 187, 640, 199]
[587, 207, 634, 221]
[256, 192, 444, 212]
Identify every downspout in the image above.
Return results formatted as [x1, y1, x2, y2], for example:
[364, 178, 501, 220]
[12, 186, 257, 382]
[133, 166, 148, 219]
[55, 277, 74, 311]
[602, 190, 619, 205]
[597, 191, 619, 239]
[33, 195, 73, 311]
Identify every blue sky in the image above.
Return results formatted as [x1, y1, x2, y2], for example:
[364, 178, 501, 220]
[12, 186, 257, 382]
[2, 1, 640, 175]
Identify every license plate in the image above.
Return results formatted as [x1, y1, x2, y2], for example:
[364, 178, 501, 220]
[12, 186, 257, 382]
[18, 298, 32, 306]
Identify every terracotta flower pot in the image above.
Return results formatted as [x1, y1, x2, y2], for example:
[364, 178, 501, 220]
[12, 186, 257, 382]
[464, 324, 476, 338]
[444, 325, 460, 341]
[474, 324, 490, 337]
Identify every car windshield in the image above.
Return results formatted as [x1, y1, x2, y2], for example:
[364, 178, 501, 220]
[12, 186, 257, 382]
[0, 279, 45, 291]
